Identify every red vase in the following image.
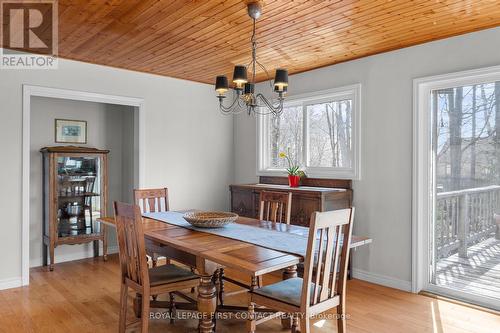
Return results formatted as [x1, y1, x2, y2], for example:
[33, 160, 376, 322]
[288, 175, 300, 187]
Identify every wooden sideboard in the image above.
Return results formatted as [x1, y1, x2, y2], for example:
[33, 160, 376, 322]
[230, 176, 352, 226]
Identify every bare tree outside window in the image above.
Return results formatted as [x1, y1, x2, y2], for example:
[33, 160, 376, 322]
[307, 100, 352, 168]
[268, 105, 303, 169]
[434, 82, 499, 191]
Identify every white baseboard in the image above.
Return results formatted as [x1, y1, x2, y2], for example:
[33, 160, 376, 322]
[0, 277, 23, 290]
[30, 245, 118, 268]
[352, 268, 412, 292]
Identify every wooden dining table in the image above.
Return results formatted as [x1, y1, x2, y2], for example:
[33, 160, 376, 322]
[97, 212, 371, 332]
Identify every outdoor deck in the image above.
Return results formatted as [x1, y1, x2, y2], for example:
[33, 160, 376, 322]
[435, 237, 500, 299]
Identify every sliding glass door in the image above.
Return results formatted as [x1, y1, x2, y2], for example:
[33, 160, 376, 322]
[427, 80, 500, 309]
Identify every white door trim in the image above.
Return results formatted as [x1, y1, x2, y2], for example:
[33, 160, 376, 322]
[22, 85, 146, 286]
[412, 65, 500, 302]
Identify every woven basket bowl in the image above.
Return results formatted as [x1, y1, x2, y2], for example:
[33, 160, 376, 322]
[183, 211, 238, 228]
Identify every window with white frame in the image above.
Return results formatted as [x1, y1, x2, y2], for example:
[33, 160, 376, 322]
[257, 84, 361, 179]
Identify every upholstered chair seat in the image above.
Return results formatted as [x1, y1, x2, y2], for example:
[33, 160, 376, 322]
[251, 277, 326, 307]
[148, 264, 198, 286]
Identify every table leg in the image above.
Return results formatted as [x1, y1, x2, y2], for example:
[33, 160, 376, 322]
[218, 268, 224, 306]
[283, 265, 298, 280]
[198, 274, 216, 333]
[281, 265, 297, 328]
[250, 276, 258, 291]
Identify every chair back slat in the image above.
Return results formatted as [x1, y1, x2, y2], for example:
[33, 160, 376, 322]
[312, 228, 325, 303]
[258, 191, 292, 224]
[301, 208, 354, 310]
[114, 202, 150, 287]
[134, 188, 169, 214]
[329, 225, 343, 299]
[320, 226, 336, 301]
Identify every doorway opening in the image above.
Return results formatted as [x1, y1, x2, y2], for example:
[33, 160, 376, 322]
[22, 85, 145, 285]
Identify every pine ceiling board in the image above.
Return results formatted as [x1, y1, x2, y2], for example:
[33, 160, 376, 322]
[114, 0, 249, 66]
[147, 0, 335, 69]
[159, 0, 436, 76]
[59, 1, 129, 53]
[227, 0, 458, 63]
[59, 0, 153, 57]
[119, 0, 285, 68]
[195, 0, 500, 82]
[95, 0, 240, 67]
[142, 0, 348, 74]
[157, 0, 440, 78]
[52, 0, 500, 84]
[180, 0, 454, 70]
[63, 0, 191, 59]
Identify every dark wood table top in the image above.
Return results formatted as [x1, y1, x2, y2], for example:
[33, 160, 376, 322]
[97, 213, 372, 276]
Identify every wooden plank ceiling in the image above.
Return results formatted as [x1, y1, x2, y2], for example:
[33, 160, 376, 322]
[55, 0, 500, 84]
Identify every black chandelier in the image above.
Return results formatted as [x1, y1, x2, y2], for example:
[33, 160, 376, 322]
[214, 2, 288, 116]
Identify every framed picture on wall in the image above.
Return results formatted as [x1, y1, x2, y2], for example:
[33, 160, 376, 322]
[55, 119, 87, 144]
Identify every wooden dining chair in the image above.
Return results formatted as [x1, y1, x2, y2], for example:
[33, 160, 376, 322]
[259, 191, 292, 224]
[134, 188, 170, 267]
[219, 191, 293, 304]
[247, 208, 354, 333]
[114, 202, 199, 333]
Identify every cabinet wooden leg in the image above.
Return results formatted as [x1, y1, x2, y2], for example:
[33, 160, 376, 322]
[49, 243, 55, 271]
[93, 240, 99, 258]
[198, 274, 216, 333]
[42, 243, 48, 267]
[102, 224, 108, 262]
[281, 265, 297, 328]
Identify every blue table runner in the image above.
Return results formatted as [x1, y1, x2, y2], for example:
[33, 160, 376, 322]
[143, 211, 309, 257]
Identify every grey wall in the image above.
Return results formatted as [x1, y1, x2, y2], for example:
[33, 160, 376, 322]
[233, 27, 500, 289]
[0, 57, 233, 285]
[29, 97, 135, 267]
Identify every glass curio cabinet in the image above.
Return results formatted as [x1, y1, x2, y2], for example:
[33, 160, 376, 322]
[40, 146, 109, 271]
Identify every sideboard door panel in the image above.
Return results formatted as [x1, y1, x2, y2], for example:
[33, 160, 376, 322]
[290, 196, 320, 226]
[231, 188, 255, 218]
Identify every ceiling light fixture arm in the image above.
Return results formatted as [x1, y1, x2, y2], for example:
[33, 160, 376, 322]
[214, 2, 289, 117]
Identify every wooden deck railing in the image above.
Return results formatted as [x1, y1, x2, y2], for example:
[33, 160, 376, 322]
[435, 185, 500, 259]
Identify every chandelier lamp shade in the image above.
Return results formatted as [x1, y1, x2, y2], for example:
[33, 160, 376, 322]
[214, 2, 289, 116]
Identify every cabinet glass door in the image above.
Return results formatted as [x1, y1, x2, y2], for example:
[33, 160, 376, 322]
[56, 156, 102, 238]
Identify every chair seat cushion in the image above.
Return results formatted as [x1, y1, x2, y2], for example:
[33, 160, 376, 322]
[149, 264, 198, 286]
[251, 277, 320, 307]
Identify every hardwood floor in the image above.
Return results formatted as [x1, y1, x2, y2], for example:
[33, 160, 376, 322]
[0, 255, 498, 333]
